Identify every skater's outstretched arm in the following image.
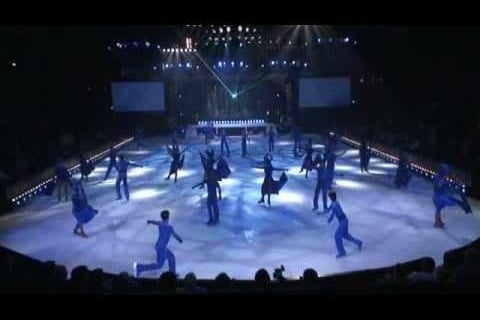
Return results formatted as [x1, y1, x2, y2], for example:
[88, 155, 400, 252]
[272, 167, 289, 172]
[147, 220, 160, 226]
[172, 229, 183, 243]
[334, 149, 347, 158]
[128, 161, 143, 168]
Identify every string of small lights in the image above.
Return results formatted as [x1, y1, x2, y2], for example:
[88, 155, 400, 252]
[10, 137, 134, 206]
[338, 134, 467, 193]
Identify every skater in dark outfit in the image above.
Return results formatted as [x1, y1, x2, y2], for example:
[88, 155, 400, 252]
[299, 138, 315, 179]
[312, 153, 331, 212]
[116, 155, 143, 201]
[359, 139, 371, 173]
[79, 156, 94, 181]
[205, 168, 222, 225]
[55, 160, 72, 202]
[220, 129, 230, 157]
[394, 151, 412, 189]
[432, 164, 472, 228]
[71, 179, 98, 238]
[104, 147, 118, 180]
[165, 144, 187, 183]
[292, 126, 303, 156]
[241, 128, 250, 157]
[267, 126, 275, 153]
[324, 147, 347, 187]
[255, 153, 288, 206]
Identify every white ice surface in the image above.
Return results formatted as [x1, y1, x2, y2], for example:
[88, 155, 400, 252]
[1, 135, 479, 280]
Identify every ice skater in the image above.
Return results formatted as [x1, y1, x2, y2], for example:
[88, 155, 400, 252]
[292, 125, 303, 156]
[255, 153, 288, 206]
[79, 155, 94, 181]
[104, 147, 118, 180]
[116, 154, 143, 201]
[165, 143, 187, 183]
[55, 160, 71, 202]
[241, 128, 250, 157]
[312, 153, 331, 212]
[359, 139, 371, 173]
[267, 125, 275, 153]
[299, 138, 315, 179]
[205, 167, 222, 225]
[326, 191, 363, 258]
[394, 151, 412, 189]
[432, 164, 472, 228]
[71, 179, 98, 238]
[220, 129, 230, 157]
[324, 146, 347, 187]
[133, 210, 183, 277]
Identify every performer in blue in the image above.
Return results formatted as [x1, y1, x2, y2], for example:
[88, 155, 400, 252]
[241, 128, 250, 157]
[55, 160, 71, 202]
[299, 138, 315, 179]
[359, 139, 371, 173]
[116, 154, 143, 201]
[133, 210, 183, 277]
[104, 147, 118, 180]
[394, 151, 412, 189]
[326, 191, 363, 258]
[255, 153, 288, 206]
[432, 164, 472, 228]
[220, 129, 230, 157]
[79, 155, 94, 181]
[71, 179, 98, 238]
[267, 126, 275, 153]
[312, 153, 331, 212]
[165, 144, 187, 183]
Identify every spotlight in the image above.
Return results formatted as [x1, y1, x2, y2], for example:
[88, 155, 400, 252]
[238, 25, 242, 32]
[344, 37, 350, 43]
[175, 48, 179, 52]
[180, 48, 184, 52]
[226, 26, 231, 32]
[232, 93, 238, 99]
[145, 41, 151, 47]
[162, 48, 166, 53]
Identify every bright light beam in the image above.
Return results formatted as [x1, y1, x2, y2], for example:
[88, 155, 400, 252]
[194, 52, 234, 96]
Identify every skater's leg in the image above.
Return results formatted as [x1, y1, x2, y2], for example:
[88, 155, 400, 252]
[165, 249, 176, 274]
[123, 177, 129, 201]
[116, 176, 122, 199]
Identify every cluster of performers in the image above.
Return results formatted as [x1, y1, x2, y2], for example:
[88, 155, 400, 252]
[50, 125, 474, 275]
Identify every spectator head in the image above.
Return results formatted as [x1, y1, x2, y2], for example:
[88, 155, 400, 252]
[184, 272, 198, 291]
[254, 268, 271, 287]
[303, 268, 318, 287]
[159, 272, 177, 292]
[215, 272, 231, 290]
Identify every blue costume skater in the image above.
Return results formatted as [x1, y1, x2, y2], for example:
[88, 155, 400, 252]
[116, 155, 143, 201]
[327, 192, 362, 258]
[104, 148, 118, 180]
[220, 129, 230, 157]
[432, 164, 472, 228]
[55, 161, 71, 202]
[359, 140, 371, 173]
[312, 154, 331, 212]
[71, 179, 98, 238]
[134, 210, 183, 277]
[256, 153, 288, 206]
[394, 152, 412, 188]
